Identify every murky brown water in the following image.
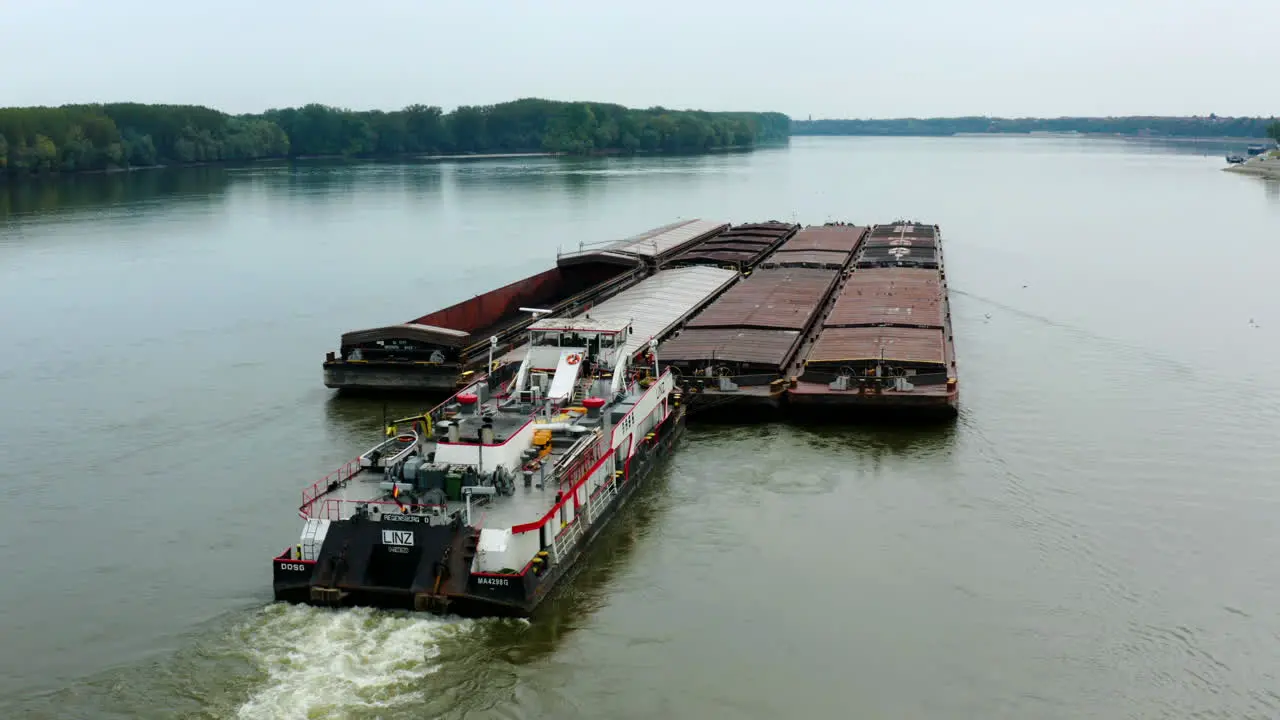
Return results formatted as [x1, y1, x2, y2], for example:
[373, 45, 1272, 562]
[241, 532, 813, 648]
[3, 137, 1280, 718]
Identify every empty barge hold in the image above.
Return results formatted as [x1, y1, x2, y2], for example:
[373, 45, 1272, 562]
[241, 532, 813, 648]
[660, 224, 867, 408]
[277, 316, 686, 617]
[788, 222, 958, 418]
[323, 219, 728, 394]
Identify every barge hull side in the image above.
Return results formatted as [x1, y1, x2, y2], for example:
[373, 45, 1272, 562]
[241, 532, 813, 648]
[322, 362, 464, 392]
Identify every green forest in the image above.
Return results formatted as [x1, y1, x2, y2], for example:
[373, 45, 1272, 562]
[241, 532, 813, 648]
[0, 99, 791, 178]
[795, 116, 1280, 139]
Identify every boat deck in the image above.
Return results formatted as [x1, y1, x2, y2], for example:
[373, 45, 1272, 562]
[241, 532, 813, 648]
[326, 462, 570, 531]
[324, 406, 593, 530]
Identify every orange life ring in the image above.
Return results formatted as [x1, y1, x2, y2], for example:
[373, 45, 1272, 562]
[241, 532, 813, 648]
[566, 354, 581, 365]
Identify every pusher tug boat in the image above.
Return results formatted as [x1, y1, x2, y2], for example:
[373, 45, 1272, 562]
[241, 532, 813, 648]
[273, 316, 685, 617]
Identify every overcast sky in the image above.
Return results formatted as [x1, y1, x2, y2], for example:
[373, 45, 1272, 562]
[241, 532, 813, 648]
[3, 0, 1276, 118]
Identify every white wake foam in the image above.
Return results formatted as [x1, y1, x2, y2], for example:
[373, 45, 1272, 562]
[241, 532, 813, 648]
[237, 604, 465, 720]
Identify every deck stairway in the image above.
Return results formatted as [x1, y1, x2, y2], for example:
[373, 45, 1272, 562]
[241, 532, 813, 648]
[570, 376, 594, 405]
[300, 519, 330, 561]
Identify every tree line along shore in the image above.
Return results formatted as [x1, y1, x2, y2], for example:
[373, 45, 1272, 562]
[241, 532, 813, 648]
[3, 99, 1277, 180]
[793, 116, 1280, 140]
[0, 99, 791, 178]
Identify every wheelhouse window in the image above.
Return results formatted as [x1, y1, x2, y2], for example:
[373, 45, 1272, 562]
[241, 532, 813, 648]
[531, 331, 561, 347]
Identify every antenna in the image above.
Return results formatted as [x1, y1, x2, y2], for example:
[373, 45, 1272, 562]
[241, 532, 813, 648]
[521, 306, 553, 325]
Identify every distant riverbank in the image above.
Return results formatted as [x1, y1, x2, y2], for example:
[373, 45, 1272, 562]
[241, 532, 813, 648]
[794, 115, 1279, 141]
[0, 99, 791, 182]
[953, 132, 1275, 144]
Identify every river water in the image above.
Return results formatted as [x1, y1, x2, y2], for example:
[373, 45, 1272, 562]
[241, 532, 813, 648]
[3, 136, 1280, 719]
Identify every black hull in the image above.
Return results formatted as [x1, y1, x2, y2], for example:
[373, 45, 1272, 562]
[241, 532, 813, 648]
[683, 391, 783, 424]
[679, 384, 958, 424]
[786, 392, 959, 423]
[274, 406, 686, 618]
[323, 360, 464, 394]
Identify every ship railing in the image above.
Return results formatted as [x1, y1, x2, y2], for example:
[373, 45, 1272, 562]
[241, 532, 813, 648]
[552, 516, 584, 560]
[796, 368, 948, 386]
[510, 432, 612, 547]
[385, 363, 522, 442]
[504, 372, 675, 570]
[296, 368, 522, 520]
[422, 363, 520, 426]
[299, 458, 364, 518]
[309, 498, 449, 522]
[554, 431, 611, 487]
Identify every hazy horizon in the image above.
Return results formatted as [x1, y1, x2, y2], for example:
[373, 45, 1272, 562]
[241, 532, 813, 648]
[4, 0, 1277, 119]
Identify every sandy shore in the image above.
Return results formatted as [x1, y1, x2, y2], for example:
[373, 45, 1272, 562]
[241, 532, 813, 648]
[1224, 152, 1280, 179]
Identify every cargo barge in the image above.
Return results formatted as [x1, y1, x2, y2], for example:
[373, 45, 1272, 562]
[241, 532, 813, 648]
[278, 316, 686, 617]
[664, 221, 798, 272]
[659, 224, 865, 412]
[321, 217, 959, 419]
[787, 222, 959, 418]
[322, 219, 728, 394]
